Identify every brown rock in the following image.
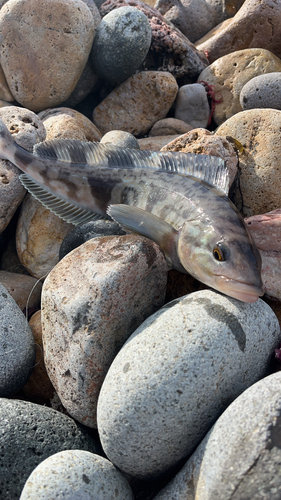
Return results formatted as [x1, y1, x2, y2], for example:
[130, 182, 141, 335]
[0, 0, 96, 111]
[0, 270, 42, 311]
[198, 48, 281, 126]
[16, 194, 73, 279]
[216, 108, 281, 216]
[93, 71, 178, 136]
[161, 128, 238, 187]
[245, 209, 281, 301]
[23, 311, 55, 402]
[149, 118, 193, 136]
[100, 0, 208, 86]
[138, 135, 181, 150]
[0, 107, 46, 234]
[0, 65, 13, 101]
[38, 107, 102, 141]
[196, 0, 281, 64]
[61, 59, 99, 108]
[42, 235, 167, 427]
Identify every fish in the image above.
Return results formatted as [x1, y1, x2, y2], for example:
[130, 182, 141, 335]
[0, 118, 263, 303]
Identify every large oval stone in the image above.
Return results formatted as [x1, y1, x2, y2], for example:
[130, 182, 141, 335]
[97, 290, 280, 478]
[0, 0, 96, 111]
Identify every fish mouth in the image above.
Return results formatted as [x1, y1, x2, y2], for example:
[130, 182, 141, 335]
[214, 276, 263, 303]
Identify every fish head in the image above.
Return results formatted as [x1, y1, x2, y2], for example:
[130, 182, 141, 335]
[177, 205, 263, 303]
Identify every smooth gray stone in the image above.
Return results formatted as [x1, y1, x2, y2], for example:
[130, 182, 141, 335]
[0, 282, 35, 395]
[97, 290, 280, 479]
[0, 399, 98, 500]
[156, 371, 281, 499]
[91, 6, 151, 86]
[100, 130, 140, 149]
[240, 72, 281, 111]
[20, 450, 133, 500]
[174, 83, 210, 128]
[59, 219, 125, 260]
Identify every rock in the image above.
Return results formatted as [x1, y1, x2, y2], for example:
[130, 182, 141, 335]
[0, 64, 13, 101]
[198, 48, 281, 125]
[100, 0, 208, 86]
[196, 0, 281, 64]
[0, 282, 36, 396]
[23, 311, 55, 403]
[38, 107, 102, 141]
[20, 450, 133, 500]
[245, 210, 281, 301]
[100, 130, 140, 148]
[174, 83, 210, 128]
[240, 72, 281, 111]
[81, 0, 101, 23]
[61, 58, 99, 108]
[216, 108, 281, 216]
[0, 0, 96, 111]
[149, 118, 193, 136]
[93, 71, 178, 136]
[161, 128, 238, 187]
[16, 194, 74, 279]
[0, 270, 42, 311]
[59, 219, 126, 259]
[0, 107, 46, 234]
[91, 6, 151, 86]
[161, 372, 281, 500]
[42, 235, 167, 428]
[97, 290, 280, 479]
[0, 398, 98, 499]
[138, 135, 181, 150]
[165, 269, 207, 303]
[154, 0, 227, 44]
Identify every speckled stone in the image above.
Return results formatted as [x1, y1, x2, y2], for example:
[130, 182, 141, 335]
[97, 290, 280, 479]
[174, 83, 210, 128]
[240, 72, 281, 111]
[161, 128, 238, 187]
[160, 372, 281, 500]
[0, 270, 42, 311]
[93, 71, 178, 136]
[0, 399, 98, 499]
[0, 0, 96, 112]
[198, 48, 281, 125]
[20, 450, 133, 500]
[38, 107, 102, 141]
[91, 6, 151, 86]
[100, 130, 140, 149]
[100, 0, 208, 86]
[0, 282, 36, 396]
[196, 0, 281, 64]
[42, 235, 167, 428]
[0, 64, 13, 101]
[16, 194, 74, 279]
[0, 107, 46, 234]
[59, 219, 126, 260]
[138, 135, 180, 150]
[149, 118, 193, 136]
[216, 108, 281, 216]
[62, 58, 99, 108]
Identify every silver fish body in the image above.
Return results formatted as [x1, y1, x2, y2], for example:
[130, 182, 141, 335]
[0, 118, 263, 302]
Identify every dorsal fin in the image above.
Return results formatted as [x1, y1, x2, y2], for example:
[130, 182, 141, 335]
[33, 140, 229, 194]
[20, 174, 106, 225]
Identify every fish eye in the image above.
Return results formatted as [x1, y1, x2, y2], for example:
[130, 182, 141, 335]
[213, 243, 229, 262]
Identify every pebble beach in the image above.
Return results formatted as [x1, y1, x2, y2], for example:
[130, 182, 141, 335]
[1, 0, 281, 498]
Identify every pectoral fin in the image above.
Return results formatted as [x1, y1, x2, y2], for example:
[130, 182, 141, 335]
[107, 204, 186, 272]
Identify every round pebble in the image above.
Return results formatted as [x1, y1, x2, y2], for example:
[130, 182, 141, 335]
[59, 219, 126, 260]
[0, 282, 36, 395]
[240, 72, 281, 111]
[20, 450, 134, 500]
[0, 398, 98, 498]
[97, 290, 280, 479]
[91, 6, 151, 86]
[100, 130, 140, 149]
